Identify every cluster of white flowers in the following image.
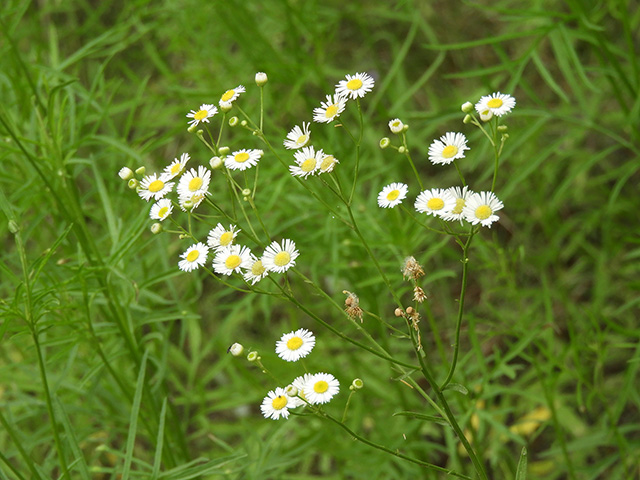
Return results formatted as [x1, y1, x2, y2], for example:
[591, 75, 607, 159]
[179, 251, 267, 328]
[260, 328, 340, 420]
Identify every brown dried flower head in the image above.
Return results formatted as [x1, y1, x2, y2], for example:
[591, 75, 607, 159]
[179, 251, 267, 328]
[402, 256, 424, 281]
[343, 290, 364, 322]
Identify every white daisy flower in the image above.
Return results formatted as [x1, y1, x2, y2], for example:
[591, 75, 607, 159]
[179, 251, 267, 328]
[219, 85, 246, 106]
[149, 198, 173, 221]
[243, 254, 268, 285]
[312, 94, 347, 123]
[164, 153, 190, 179]
[318, 154, 339, 173]
[377, 182, 408, 208]
[177, 166, 211, 200]
[178, 242, 209, 272]
[276, 328, 315, 362]
[283, 122, 311, 149]
[288, 373, 314, 408]
[225, 149, 263, 171]
[138, 173, 174, 202]
[289, 146, 323, 178]
[186, 104, 217, 127]
[388, 118, 404, 134]
[428, 132, 470, 165]
[262, 239, 299, 273]
[260, 387, 291, 420]
[462, 191, 504, 227]
[335, 72, 375, 99]
[414, 188, 456, 217]
[212, 244, 253, 276]
[475, 92, 516, 117]
[440, 186, 473, 223]
[303, 372, 340, 405]
[207, 223, 241, 250]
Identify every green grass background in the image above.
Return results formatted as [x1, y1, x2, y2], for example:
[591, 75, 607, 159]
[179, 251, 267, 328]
[1, 0, 639, 478]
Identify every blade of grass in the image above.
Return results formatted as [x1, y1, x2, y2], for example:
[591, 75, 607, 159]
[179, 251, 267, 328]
[121, 349, 149, 480]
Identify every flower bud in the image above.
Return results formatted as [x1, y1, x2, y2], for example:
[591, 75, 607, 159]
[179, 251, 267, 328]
[229, 116, 239, 127]
[240, 120, 248, 127]
[242, 188, 251, 197]
[127, 178, 139, 190]
[8, 220, 19, 234]
[135, 166, 146, 176]
[388, 118, 404, 134]
[209, 156, 223, 169]
[182, 199, 193, 210]
[150, 223, 162, 234]
[463, 114, 472, 124]
[187, 124, 198, 133]
[255, 72, 268, 87]
[398, 146, 407, 154]
[218, 146, 231, 156]
[247, 351, 259, 362]
[118, 167, 134, 180]
[228, 343, 244, 356]
[479, 109, 493, 122]
[219, 101, 233, 113]
[379, 137, 390, 149]
[461, 101, 474, 113]
[285, 385, 298, 397]
[351, 378, 364, 390]
[497, 125, 508, 133]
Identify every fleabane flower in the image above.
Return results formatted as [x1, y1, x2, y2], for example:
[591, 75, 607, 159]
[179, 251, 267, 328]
[388, 118, 404, 134]
[164, 153, 190, 179]
[462, 191, 504, 227]
[318, 154, 339, 173]
[335, 72, 375, 99]
[276, 328, 316, 362]
[138, 173, 174, 202]
[212, 244, 253, 276]
[289, 373, 314, 407]
[475, 92, 516, 117]
[225, 149, 263, 171]
[243, 254, 268, 285]
[313, 94, 347, 123]
[260, 387, 291, 420]
[377, 182, 408, 208]
[303, 373, 340, 405]
[414, 188, 456, 217]
[289, 146, 323, 178]
[219, 85, 245, 106]
[186, 104, 217, 127]
[262, 239, 299, 273]
[150, 198, 173, 221]
[177, 166, 211, 200]
[283, 122, 311, 149]
[178, 242, 209, 272]
[428, 132, 469, 165]
[441, 186, 473, 223]
[207, 223, 241, 250]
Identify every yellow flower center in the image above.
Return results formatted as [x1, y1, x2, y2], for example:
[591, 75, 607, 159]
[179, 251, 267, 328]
[193, 109, 208, 120]
[225, 255, 241, 269]
[188, 177, 203, 191]
[219, 231, 233, 246]
[320, 155, 335, 171]
[158, 206, 169, 218]
[386, 189, 400, 201]
[301, 158, 316, 172]
[313, 380, 329, 393]
[272, 395, 287, 410]
[171, 163, 182, 175]
[221, 89, 235, 102]
[296, 134, 308, 146]
[235, 152, 250, 163]
[427, 198, 445, 211]
[148, 179, 164, 193]
[487, 98, 503, 108]
[347, 78, 363, 91]
[186, 250, 200, 262]
[286, 337, 303, 350]
[274, 251, 291, 267]
[251, 260, 265, 276]
[475, 205, 492, 220]
[452, 198, 465, 215]
[325, 104, 338, 118]
[442, 145, 458, 158]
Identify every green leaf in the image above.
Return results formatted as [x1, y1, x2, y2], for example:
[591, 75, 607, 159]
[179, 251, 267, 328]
[121, 350, 149, 480]
[443, 383, 469, 395]
[515, 447, 527, 480]
[393, 411, 450, 426]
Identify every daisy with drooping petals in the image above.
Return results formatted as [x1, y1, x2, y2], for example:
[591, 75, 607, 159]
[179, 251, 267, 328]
[462, 191, 504, 227]
[164, 153, 190, 179]
[414, 188, 456, 217]
[318, 154, 339, 173]
[283, 122, 311, 149]
[312, 94, 347, 123]
[260, 387, 291, 420]
[303, 372, 340, 405]
[178, 242, 209, 272]
[428, 132, 469, 165]
[475, 92, 516, 117]
[441, 186, 473, 223]
[177, 166, 211, 200]
[243, 254, 268, 285]
[212, 244, 253, 276]
[389, 118, 404, 134]
[225, 149, 263, 171]
[262, 239, 299, 273]
[150, 198, 173, 221]
[276, 328, 315, 362]
[289, 146, 323, 178]
[207, 223, 240, 250]
[335, 72, 375, 99]
[377, 182, 408, 208]
[138, 173, 174, 202]
[219, 85, 246, 106]
[186, 104, 217, 127]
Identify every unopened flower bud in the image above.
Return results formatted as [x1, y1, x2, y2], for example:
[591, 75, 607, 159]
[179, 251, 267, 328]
[135, 166, 146, 176]
[218, 146, 231, 156]
[127, 178, 139, 189]
[182, 199, 193, 210]
[118, 167, 133, 180]
[209, 156, 223, 169]
[402, 124, 409, 132]
[240, 120, 248, 127]
[502, 133, 510, 139]
[255, 72, 268, 87]
[285, 385, 298, 397]
[463, 114, 472, 124]
[247, 351, 259, 362]
[461, 101, 474, 113]
[150, 223, 162, 234]
[351, 378, 364, 390]
[242, 188, 251, 197]
[229, 116, 239, 127]
[187, 124, 198, 133]
[398, 146, 407, 154]
[379, 137, 390, 149]
[479, 109, 493, 122]
[497, 125, 508, 133]
[388, 118, 404, 134]
[219, 101, 233, 113]
[8, 220, 19, 234]
[228, 343, 244, 356]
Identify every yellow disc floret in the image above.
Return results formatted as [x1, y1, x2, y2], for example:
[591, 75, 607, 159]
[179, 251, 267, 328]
[427, 198, 445, 210]
[274, 251, 291, 267]
[286, 337, 303, 350]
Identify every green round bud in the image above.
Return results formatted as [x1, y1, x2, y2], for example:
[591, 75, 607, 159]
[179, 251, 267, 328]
[241, 188, 251, 196]
[398, 146, 407, 154]
[247, 351, 259, 362]
[150, 223, 162, 234]
[461, 101, 474, 113]
[463, 114, 472, 124]
[219, 101, 233, 113]
[498, 125, 508, 132]
[379, 137, 390, 149]
[8, 220, 19, 234]
[209, 156, 223, 169]
[218, 146, 231, 156]
[127, 178, 139, 189]
[229, 116, 239, 127]
[135, 166, 146, 176]
[351, 378, 364, 390]
[240, 120, 248, 127]
[187, 124, 198, 133]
